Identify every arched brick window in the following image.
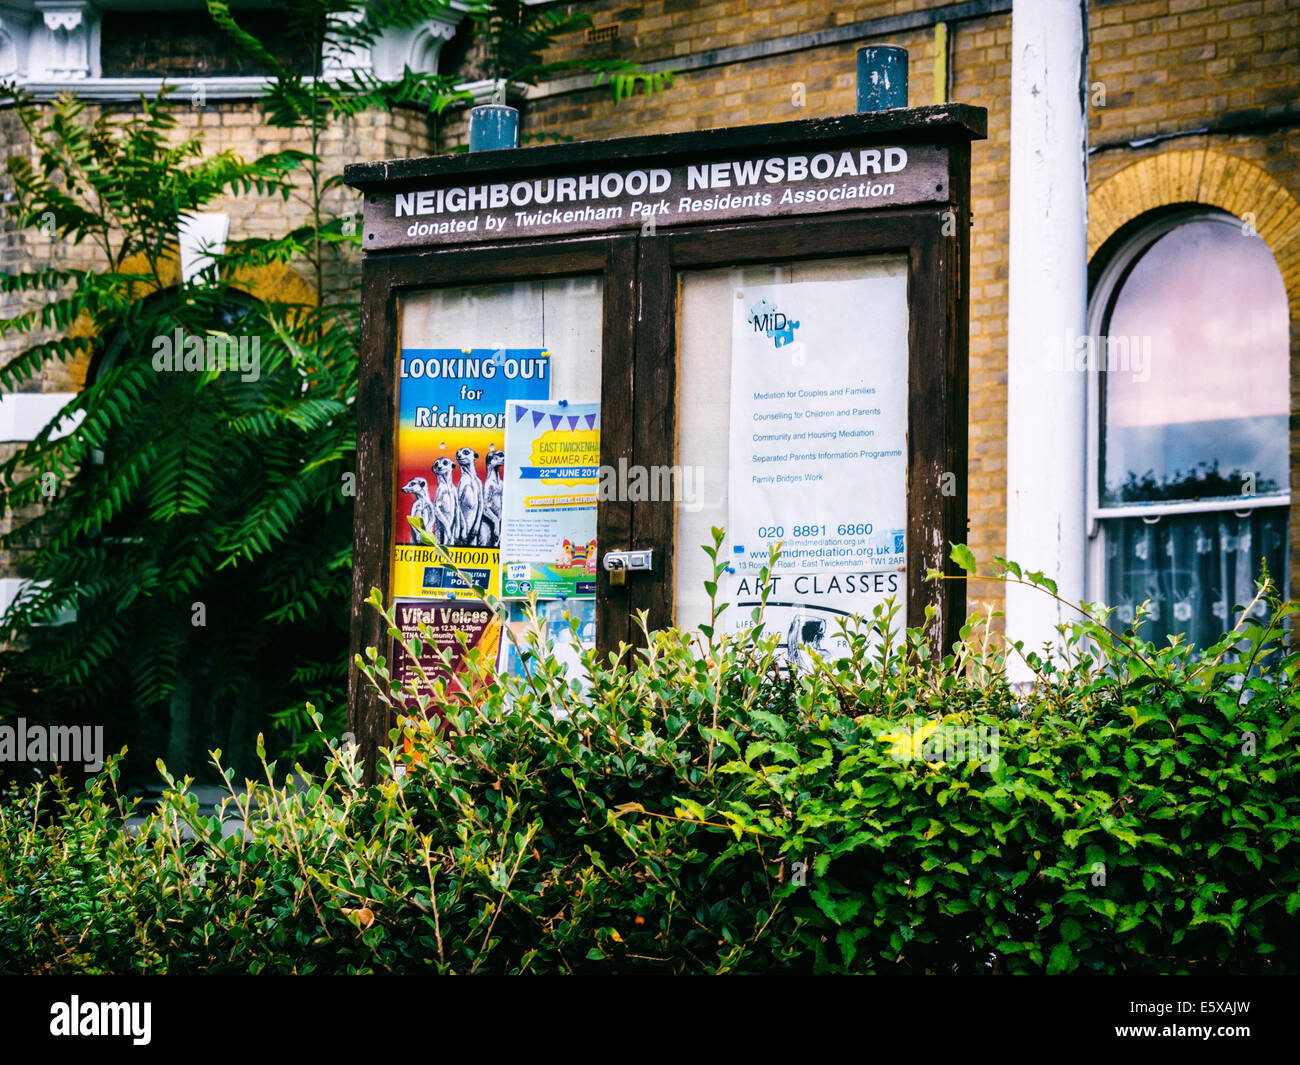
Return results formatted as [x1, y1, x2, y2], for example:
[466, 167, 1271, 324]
[1087, 209, 1290, 648]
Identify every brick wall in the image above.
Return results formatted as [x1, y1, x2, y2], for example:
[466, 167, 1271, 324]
[949, 13, 1011, 617]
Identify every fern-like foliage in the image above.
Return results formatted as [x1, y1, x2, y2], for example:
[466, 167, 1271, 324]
[462, 0, 675, 100]
[0, 90, 350, 786]
[207, 0, 473, 128]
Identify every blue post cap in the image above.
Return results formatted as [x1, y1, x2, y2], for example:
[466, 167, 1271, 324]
[468, 104, 520, 152]
[857, 46, 908, 112]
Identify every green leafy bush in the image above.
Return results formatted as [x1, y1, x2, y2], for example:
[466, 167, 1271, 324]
[0, 540, 1295, 974]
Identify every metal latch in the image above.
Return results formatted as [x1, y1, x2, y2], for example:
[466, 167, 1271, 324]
[603, 549, 653, 586]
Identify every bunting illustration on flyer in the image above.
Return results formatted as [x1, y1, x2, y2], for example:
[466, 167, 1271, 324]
[499, 400, 600, 599]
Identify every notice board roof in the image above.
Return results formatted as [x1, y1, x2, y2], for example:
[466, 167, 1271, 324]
[343, 103, 987, 193]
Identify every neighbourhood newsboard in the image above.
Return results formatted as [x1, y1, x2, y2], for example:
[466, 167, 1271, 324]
[346, 105, 985, 773]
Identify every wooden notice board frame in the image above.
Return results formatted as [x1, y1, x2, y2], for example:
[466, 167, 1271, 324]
[345, 104, 986, 770]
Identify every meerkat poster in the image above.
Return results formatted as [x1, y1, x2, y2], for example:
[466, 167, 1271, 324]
[391, 348, 550, 599]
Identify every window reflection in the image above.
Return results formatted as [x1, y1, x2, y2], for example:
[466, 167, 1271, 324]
[1093, 210, 1290, 650]
[1101, 218, 1289, 505]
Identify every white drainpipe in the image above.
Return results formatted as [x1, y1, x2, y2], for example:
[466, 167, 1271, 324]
[1005, 0, 1089, 677]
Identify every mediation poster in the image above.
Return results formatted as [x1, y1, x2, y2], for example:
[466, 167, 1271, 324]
[499, 400, 600, 599]
[725, 269, 909, 662]
[392, 347, 550, 599]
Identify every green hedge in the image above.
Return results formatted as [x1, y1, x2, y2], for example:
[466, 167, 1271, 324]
[1, 542, 1296, 973]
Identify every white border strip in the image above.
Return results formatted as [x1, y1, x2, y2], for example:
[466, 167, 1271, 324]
[0, 392, 82, 442]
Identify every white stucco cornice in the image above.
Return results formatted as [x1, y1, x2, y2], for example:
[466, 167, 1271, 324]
[0, 0, 474, 99]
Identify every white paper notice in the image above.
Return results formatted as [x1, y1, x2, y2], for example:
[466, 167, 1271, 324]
[725, 268, 908, 661]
